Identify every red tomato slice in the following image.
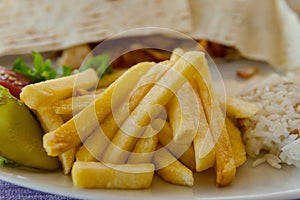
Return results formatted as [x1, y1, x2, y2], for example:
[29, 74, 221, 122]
[0, 66, 32, 98]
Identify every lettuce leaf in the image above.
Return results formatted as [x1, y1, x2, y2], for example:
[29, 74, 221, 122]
[12, 52, 71, 83]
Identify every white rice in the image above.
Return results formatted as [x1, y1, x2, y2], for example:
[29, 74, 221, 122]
[240, 73, 300, 168]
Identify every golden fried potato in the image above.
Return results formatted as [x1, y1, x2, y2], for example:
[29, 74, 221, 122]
[225, 96, 259, 118]
[155, 119, 196, 171]
[35, 106, 64, 132]
[191, 79, 215, 172]
[127, 127, 158, 164]
[35, 106, 76, 174]
[225, 117, 246, 167]
[170, 48, 184, 62]
[20, 69, 98, 109]
[72, 161, 154, 189]
[59, 147, 77, 174]
[167, 82, 199, 144]
[153, 146, 194, 187]
[53, 93, 102, 115]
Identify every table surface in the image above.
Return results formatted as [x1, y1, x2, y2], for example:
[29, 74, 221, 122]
[0, 180, 77, 200]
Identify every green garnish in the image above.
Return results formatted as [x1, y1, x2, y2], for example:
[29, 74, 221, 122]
[80, 55, 112, 78]
[12, 52, 112, 83]
[0, 156, 17, 167]
[12, 52, 71, 83]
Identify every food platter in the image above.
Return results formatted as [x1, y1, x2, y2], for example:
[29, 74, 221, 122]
[0, 58, 300, 200]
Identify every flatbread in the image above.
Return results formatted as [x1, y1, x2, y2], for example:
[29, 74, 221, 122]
[189, 0, 300, 70]
[0, 0, 192, 55]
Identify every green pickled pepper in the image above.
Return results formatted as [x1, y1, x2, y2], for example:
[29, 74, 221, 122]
[0, 86, 60, 170]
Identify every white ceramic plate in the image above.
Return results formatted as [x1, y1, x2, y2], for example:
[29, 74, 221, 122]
[1, 59, 300, 200]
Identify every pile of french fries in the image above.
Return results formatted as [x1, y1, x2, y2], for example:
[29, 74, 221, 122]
[20, 49, 258, 189]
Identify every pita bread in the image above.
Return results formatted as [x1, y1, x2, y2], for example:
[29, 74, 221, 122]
[0, 0, 192, 55]
[189, 0, 300, 70]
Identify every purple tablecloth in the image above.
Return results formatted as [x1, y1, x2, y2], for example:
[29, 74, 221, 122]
[0, 180, 77, 200]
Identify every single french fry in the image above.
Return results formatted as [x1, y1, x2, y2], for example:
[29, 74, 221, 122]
[170, 48, 184, 62]
[59, 147, 77, 174]
[127, 126, 158, 164]
[53, 93, 102, 115]
[98, 68, 127, 88]
[194, 57, 236, 186]
[102, 52, 205, 164]
[127, 60, 172, 112]
[153, 146, 194, 187]
[72, 161, 154, 189]
[167, 82, 199, 144]
[225, 117, 246, 167]
[43, 62, 154, 156]
[35, 106, 76, 174]
[225, 96, 259, 118]
[155, 119, 196, 171]
[214, 124, 236, 187]
[190, 79, 215, 172]
[75, 145, 97, 162]
[35, 106, 64, 132]
[20, 69, 98, 109]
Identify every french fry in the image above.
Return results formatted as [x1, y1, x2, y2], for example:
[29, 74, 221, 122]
[72, 161, 154, 189]
[43, 62, 155, 156]
[102, 52, 205, 164]
[187, 78, 215, 172]
[170, 48, 184, 62]
[168, 82, 199, 144]
[98, 68, 127, 88]
[75, 144, 97, 162]
[225, 96, 259, 118]
[225, 117, 246, 167]
[194, 57, 236, 186]
[20, 69, 98, 109]
[127, 126, 158, 164]
[128, 60, 171, 112]
[155, 119, 196, 171]
[35, 106, 76, 174]
[59, 147, 78, 174]
[76, 61, 171, 162]
[53, 93, 102, 115]
[35, 106, 64, 132]
[153, 146, 194, 187]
